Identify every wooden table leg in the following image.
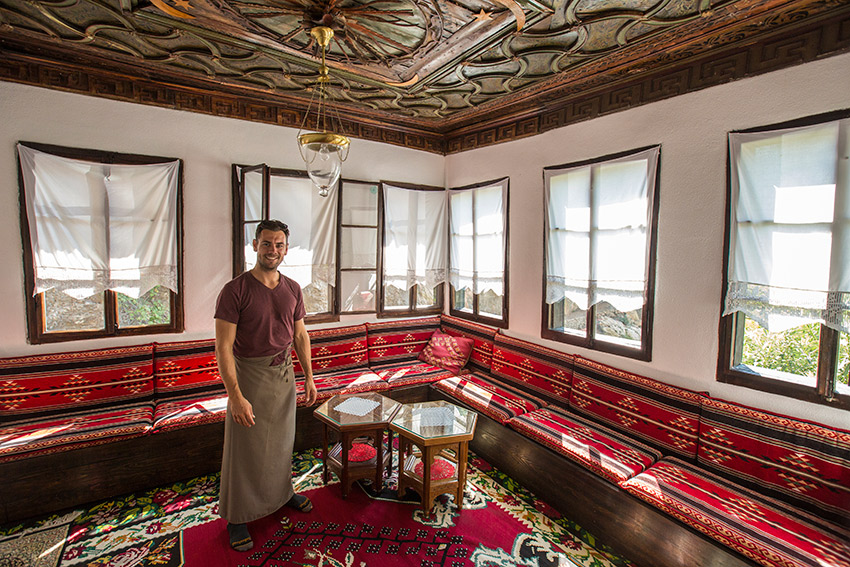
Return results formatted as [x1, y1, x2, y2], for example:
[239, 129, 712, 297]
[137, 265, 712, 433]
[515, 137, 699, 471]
[422, 445, 435, 517]
[322, 423, 329, 485]
[374, 428, 384, 493]
[456, 441, 468, 510]
[340, 432, 350, 499]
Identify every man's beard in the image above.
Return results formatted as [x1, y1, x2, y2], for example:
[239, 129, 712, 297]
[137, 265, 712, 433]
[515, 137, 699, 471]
[256, 254, 282, 271]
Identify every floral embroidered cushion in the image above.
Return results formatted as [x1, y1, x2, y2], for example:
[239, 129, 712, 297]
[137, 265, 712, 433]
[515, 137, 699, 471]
[418, 330, 474, 375]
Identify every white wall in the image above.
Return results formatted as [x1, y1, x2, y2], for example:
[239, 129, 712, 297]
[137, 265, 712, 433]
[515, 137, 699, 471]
[0, 81, 444, 356]
[445, 51, 850, 429]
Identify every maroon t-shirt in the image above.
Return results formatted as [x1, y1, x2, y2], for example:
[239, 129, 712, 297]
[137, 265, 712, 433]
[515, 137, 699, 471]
[214, 271, 306, 359]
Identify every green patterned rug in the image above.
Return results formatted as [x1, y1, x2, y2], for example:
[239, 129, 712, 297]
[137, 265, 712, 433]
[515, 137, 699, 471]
[0, 448, 636, 567]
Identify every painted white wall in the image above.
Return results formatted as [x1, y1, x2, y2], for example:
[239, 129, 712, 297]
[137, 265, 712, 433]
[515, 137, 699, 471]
[0, 81, 444, 356]
[446, 51, 850, 429]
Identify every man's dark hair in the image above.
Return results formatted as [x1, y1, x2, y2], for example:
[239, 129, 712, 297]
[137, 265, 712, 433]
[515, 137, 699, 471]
[255, 219, 290, 240]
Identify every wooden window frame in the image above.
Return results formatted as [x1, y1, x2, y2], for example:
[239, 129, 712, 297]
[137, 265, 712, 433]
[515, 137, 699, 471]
[336, 178, 380, 315]
[717, 110, 850, 410]
[540, 145, 661, 361]
[377, 181, 444, 318]
[18, 142, 184, 344]
[448, 177, 510, 328]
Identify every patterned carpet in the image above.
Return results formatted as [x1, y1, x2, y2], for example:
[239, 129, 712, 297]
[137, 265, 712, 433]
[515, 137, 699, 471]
[0, 448, 636, 567]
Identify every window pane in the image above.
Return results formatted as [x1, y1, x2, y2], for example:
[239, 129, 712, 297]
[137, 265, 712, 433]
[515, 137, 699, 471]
[384, 284, 409, 310]
[340, 271, 376, 312]
[479, 288, 503, 318]
[417, 284, 438, 308]
[736, 316, 818, 386]
[595, 302, 642, 348]
[342, 182, 378, 225]
[837, 330, 850, 395]
[340, 227, 376, 269]
[453, 286, 473, 313]
[548, 297, 587, 337]
[243, 222, 259, 272]
[117, 285, 171, 328]
[43, 289, 104, 332]
[302, 282, 330, 315]
[244, 169, 263, 221]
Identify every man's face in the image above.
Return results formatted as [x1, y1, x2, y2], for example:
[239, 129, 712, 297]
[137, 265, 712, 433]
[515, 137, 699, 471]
[253, 229, 288, 271]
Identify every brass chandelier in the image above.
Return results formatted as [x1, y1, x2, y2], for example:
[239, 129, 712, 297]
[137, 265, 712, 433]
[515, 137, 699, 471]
[298, 26, 350, 197]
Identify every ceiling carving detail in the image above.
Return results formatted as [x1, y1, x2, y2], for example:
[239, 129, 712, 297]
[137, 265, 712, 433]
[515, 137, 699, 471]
[1, 0, 849, 152]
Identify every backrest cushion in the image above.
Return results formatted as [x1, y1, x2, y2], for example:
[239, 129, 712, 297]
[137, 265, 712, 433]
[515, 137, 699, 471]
[153, 339, 223, 400]
[492, 333, 573, 407]
[366, 317, 441, 366]
[293, 324, 369, 376]
[418, 330, 474, 375]
[0, 344, 154, 422]
[570, 357, 702, 460]
[439, 315, 497, 373]
[698, 396, 850, 525]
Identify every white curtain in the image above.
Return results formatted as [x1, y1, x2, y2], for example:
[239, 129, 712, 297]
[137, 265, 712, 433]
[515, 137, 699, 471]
[18, 144, 179, 299]
[382, 184, 447, 292]
[724, 119, 850, 333]
[449, 179, 507, 295]
[545, 146, 659, 312]
[268, 174, 338, 289]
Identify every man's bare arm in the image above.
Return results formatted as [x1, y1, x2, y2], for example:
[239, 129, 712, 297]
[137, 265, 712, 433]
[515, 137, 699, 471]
[215, 318, 255, 427]
[292, 318, 317, 406]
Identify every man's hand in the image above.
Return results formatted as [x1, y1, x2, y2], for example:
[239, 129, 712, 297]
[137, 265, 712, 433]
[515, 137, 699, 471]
[229, 393, 256, 427]
[304, 378, 318, 407]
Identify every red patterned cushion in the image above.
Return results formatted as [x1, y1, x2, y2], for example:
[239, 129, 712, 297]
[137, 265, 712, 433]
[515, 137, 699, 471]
[414, 458, 456, 480]
[153, 339, 223, 399]
[492, 333, 573, 406]
[440, 315, 497, 373]
[570, 357, 701, 460]
[621, 458, 850, 567]
[0, 404, 152, 463]
[293, 324, 369, 376]
[698, 397, 850, 526]
[348, 443, 377, 462]
[432, 371, 544, 425]
[366, 317, 440, 366]
[152, 394, 227, 433]
[296, 370, 388, 406]
[0, 344, 154, 421]
[371, 361, 453, 387]
[509, 406, 661, 483]
[418, 330, 474, 375]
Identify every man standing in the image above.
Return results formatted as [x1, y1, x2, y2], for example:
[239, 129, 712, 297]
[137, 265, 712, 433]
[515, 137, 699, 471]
[214, 219, 319, 551]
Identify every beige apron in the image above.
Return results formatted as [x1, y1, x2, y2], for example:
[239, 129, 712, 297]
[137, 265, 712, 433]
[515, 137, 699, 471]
[219, 353, 296, 524]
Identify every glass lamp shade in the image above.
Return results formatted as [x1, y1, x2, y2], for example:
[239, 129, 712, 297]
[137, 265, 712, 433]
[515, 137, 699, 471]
[299, 132, 350, 197]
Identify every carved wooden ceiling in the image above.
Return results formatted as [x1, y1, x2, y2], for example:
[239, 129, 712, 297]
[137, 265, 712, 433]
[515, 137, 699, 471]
[1, 0, 849, 153]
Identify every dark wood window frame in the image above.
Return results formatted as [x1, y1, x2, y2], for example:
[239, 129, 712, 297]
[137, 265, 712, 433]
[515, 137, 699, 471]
[448, 177, 510, 328]
[18, 141, 184, 344]
[717, 109, 850, 411]
[336, 178, 381, 316]
[377, 181, 444, 318]
[541, 145, 661, 361]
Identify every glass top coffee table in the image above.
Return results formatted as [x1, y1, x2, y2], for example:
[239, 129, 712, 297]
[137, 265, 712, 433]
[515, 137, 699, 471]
[390, 400, 478, 516]
[313, 392, 402, 498]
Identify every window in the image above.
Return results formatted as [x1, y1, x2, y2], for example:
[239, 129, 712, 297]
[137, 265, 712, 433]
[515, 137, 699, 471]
[17, 142, 183, 344]
[339, 181, 379, 313]
[449, 177, 509, 326]
[232, 164, 338, 321]
[380, 182, 446, 316]
[719, 112, 850, 409]
[542, 146, 660, 360]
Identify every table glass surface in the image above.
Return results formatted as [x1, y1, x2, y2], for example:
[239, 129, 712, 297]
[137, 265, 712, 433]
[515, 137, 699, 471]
[314, 393, 401, 426]
[391, 401, 477, 439]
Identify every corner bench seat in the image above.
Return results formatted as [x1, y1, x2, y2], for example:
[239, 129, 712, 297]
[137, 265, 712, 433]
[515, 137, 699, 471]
[509, 405, 662, 483]
[621, 457, 850, 567]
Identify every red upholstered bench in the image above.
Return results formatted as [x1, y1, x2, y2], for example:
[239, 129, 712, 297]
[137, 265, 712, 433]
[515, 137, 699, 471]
[440, 315, 497, 375]
[0, 345, 155, 463]
[152, 339, 227, 432]
[366, 317, 453, 387]
[433, 371, 546, 425]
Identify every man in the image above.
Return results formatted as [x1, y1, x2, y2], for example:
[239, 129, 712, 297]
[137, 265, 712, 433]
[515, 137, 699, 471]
[214, 219, 319, 551]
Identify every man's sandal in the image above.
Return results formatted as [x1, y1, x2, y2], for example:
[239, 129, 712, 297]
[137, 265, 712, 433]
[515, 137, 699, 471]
[285, 493, 313, 512]
[227, 523, 253, 551]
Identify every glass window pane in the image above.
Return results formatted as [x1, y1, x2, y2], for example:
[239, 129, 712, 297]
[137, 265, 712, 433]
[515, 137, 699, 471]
[384, 284, 409, 310]
[117, 285, 171, 328]
[417, 284, 438, 308]
[548, 297, 586, 337]
[342, 182, 378, 225]
[340, 227, 377, 269]
[479, 289, 503, 318]
[244, 169, 264, 221]
[453, 286, 473, 313]
[836, 330, 850, 396]
[595, 302, 642, 349]
[302, 282, 330, 315]
[43, 288, 104, 332]
[340, 271, 376, 312]
[243, 222, 258, 272]
[736, 316, 818, 386]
